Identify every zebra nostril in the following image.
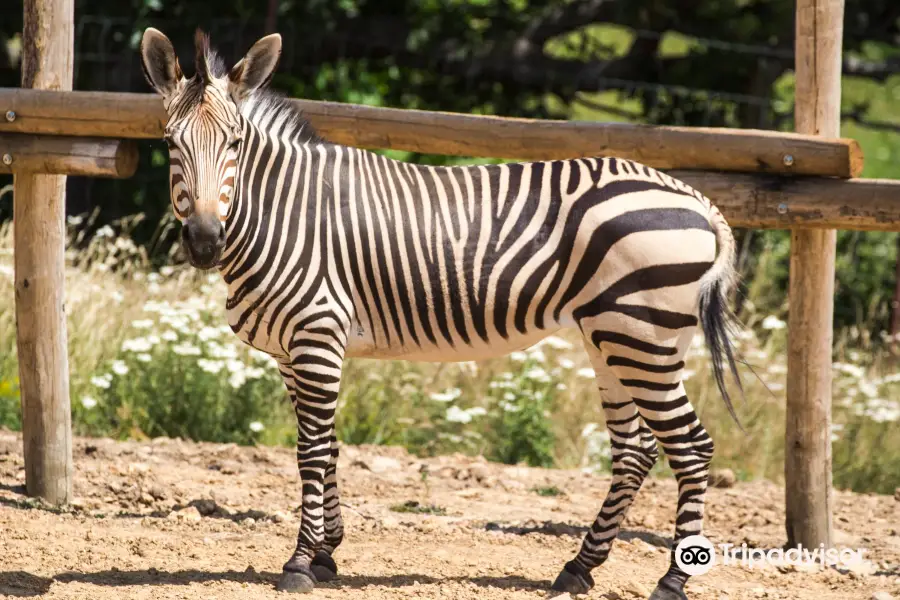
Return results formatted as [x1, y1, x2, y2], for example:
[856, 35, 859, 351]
[217, 225, 226, 245]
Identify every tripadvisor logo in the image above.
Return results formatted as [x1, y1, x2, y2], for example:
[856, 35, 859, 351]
[675, 535, 716, 576]
[674, 535, 869, 576]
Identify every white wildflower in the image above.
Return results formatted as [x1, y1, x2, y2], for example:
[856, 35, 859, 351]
[581, 423, 599, 438]
[466, 407, 487, 418]
[122, 337, 155, 353]
[172, 343, 202, 356]
[131, 319, 155, 330]
[524, 367, 551, 383]
[859, 380, 879, 399]
[489, 380, 514, 389]
[91, 374, 112, 389]
[80, 396, 98, 409]
[556, 382, 568, 391]
[761, 315, 786, 330]
[558, 358, 575, 370]
[161, 330, 179, 342]
[95, 225, 114, 238]
[198, 326, 221, 342]
[576, 367, 596, 379]
[249, 421, 265, 432]
[136, 353, 152, 363]
[249, 348, 272, 363]
[526, 349, 547, 363]
[207, 342, 238, 359]
[510, 351, 528, 362]
[541, 336, 574, 350]
[431, 388, 462, 402]
[67, 214, 84, 226]
[445, 405, 473, 424]
[500, 400, 520, 412]
[458, 361, 479, 375]
[229, 371, 247, 389]
[160, 266, 175, 277]
[245, 367, 267, 380]
[767, 364, 788, 375]
[682, 369, 696, 381]
[147, 272, 161, 283]
[198, 359, 225, 374]
[111, 360, 129, 376]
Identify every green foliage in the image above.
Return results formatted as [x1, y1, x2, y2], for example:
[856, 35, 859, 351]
[389, 500, 447, 515]
[484, 360, 558, 468]
[75, 307, 287, 445]
[0, 376, 20, 432]
[531, 485, 563, 497]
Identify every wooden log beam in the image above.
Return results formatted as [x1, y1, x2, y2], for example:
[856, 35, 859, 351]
[785, 0, 841, 552]
[0, 88, 864, 178]
[670, 172, 900, 231]
[0, 133, 138, 177]
[17, 0, 74, 506]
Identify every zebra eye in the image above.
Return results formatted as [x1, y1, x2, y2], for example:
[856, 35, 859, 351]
[228, 136, 242, 150]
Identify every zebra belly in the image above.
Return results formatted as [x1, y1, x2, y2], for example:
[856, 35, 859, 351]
[344, 321, 564, 362]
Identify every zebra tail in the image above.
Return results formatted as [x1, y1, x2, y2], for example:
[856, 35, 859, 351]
[698, 204, 744, 428]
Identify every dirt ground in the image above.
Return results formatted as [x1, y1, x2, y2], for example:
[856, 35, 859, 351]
[0, 431, 898, 600]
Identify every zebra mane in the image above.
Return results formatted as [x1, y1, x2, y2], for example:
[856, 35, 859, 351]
[239, 88, 322, 145]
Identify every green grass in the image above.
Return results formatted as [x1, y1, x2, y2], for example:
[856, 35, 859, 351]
[389, 501, 447, 516]
[531, 485, 564, 497]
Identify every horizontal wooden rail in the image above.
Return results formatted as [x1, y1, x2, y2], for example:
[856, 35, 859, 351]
[671, 171, 900, 231]
[0, 133, 138, 177]
[0, 88, 863, 178]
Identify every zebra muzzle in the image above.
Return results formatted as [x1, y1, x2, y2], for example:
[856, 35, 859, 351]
[182, 214, 225, 269]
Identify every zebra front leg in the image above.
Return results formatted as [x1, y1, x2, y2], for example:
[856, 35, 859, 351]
[276, 333, 346, 594]
[309, 434, 343, 583]
[552, 350, 659, 594]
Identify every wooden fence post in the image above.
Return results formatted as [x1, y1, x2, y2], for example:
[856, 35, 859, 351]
[15, 0, 74, 504]
[785, 0, 843, 549]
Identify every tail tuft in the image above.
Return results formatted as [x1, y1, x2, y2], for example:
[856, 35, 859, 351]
[698, 206, 744, 428]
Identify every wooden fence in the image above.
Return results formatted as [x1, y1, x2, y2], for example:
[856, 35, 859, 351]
[2, 0, 891, 552]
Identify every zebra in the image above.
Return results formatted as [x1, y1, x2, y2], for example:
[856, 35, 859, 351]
[139, 28, 742, 600]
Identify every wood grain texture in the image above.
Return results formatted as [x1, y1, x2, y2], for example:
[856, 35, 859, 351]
[0, 88, 863, 178]
[670, 172, 900, 231]
[0, 134, 138, 177]
[784, 0, 842, 551]
[17, 0, 74, 506]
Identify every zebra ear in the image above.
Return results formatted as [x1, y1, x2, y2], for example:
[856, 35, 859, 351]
[140, 28, 184, 102]
[228, 33, 281, 104]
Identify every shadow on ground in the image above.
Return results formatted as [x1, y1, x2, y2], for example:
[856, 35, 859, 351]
[485, 520, 672, 549]
[0, 568, 551, 593]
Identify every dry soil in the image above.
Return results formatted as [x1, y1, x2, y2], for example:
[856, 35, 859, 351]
[0, 431, 898, 599]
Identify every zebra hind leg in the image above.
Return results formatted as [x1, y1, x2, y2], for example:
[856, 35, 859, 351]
[598, 330, 713, 600]
[551, 346, 659, 594]
[310, 435, 343, 582]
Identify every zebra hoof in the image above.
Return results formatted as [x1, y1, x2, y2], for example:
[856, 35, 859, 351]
[550, 561, 594, 595]
[647, 579, 688, 600]
[310, 551, 338, 582]
[277, 566, 316, 593]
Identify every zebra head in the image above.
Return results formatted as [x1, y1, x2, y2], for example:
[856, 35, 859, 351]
[139, 28, 282, 269]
